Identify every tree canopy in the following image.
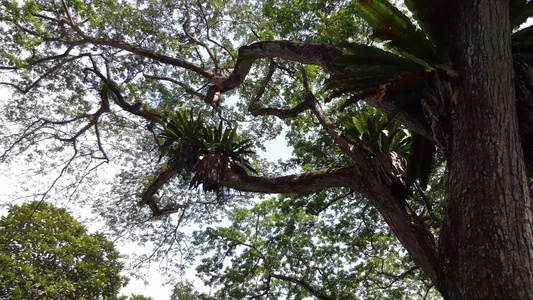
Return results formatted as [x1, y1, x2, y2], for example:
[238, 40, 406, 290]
[1, 0, 533, 298]
[0, 201, 128, 300]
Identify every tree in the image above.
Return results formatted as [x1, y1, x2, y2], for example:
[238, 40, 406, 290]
[169, 281, 213, 300]
[1, 0, 532, 298]
[0, 201, 128, 299]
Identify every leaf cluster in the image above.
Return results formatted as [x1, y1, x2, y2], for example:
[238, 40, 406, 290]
[324, 0, 435, 108]
[0, 201, 128, 300]
[192, 192, 439, 299]
[326, 0, 533, 108]
[344, 106, 411, 157]
[159, 106, 256, 191]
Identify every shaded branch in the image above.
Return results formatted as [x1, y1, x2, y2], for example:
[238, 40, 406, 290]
[303, 70, 370, 168]
[143, 73, 205, 98]
[311, 190, 354, 215]
[182, 18, 219, 73]
[251, 100, 311, 119]
[365, 95, 432, 139]
[159, 164, 353, 213]
[204, 41, 344, 105]
[380, 266, 420, 289]
[200, 40, 433, 139]
[345, 172, 439, 284]
[250, 59, 276, 106]
[84, 56, 165, 124]
[0, 45, 75, 70]
[239, 66, 439, 285]
[139, 167, 180, 215]
[217, 166, 354, 194]
[195, 0, 235, 61]
[252, 66, 371, 167]
[140, 165, 355, 216]
[270, 273, 334, 300]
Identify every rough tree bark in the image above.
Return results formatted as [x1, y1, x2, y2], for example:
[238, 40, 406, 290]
[438, 1, 533, 298]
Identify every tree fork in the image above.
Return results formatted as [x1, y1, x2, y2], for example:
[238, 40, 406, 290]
[438, 1, 533, 298]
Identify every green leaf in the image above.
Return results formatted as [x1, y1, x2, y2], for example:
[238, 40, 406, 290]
[357, 0, 436, 64]
[336, 42, 421, 67]
[404, 0, 438, 44]
[510, 0, 533, 29]
[0, 202, 127, 299]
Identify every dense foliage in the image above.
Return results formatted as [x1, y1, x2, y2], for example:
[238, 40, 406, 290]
[0, 202, 128, 300]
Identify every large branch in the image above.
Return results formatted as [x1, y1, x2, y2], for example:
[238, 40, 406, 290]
[251, 101, 310, 119]
[205, 41, 433, 138]
[223, 67, 438, 283]
[141, 167, 354, 210]
[218, 166, 354, 194]
[21, 12, 432, 137]
[346, 171, 439, 285]
[204, 41, 344, 104]
[83, 37, 219, 82]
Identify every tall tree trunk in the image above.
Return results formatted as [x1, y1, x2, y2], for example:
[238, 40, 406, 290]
[439, 1, 533, 298]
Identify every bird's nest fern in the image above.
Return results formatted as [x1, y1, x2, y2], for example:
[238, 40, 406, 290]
[158, 106, 257, 192]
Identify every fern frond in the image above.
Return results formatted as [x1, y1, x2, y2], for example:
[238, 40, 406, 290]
[511, 0, 533, 29]
[358, 0, 436, 64]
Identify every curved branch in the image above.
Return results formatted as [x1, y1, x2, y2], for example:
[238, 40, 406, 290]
[140, 167, 180, 215]
[205, 41, 345, 105]
[89, 39, 218, 81]
[85, 57, 165, 124]
[140, 165, 354, 216]
[270, 273, 334, 300]
[225, 57, 439, 284]
[346, 173, 439, 284]
[195, 0, 235, 61]
[0, 45, 76, 70]
[302, 69, 370, 169]
[53, 86, 110, 144]
[140, 169, 177, 206]
[380, 266, 420, 289]
[218, 166, 354, 194]
[183, 19, 219, 73]
[140, 162, 357, 220]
